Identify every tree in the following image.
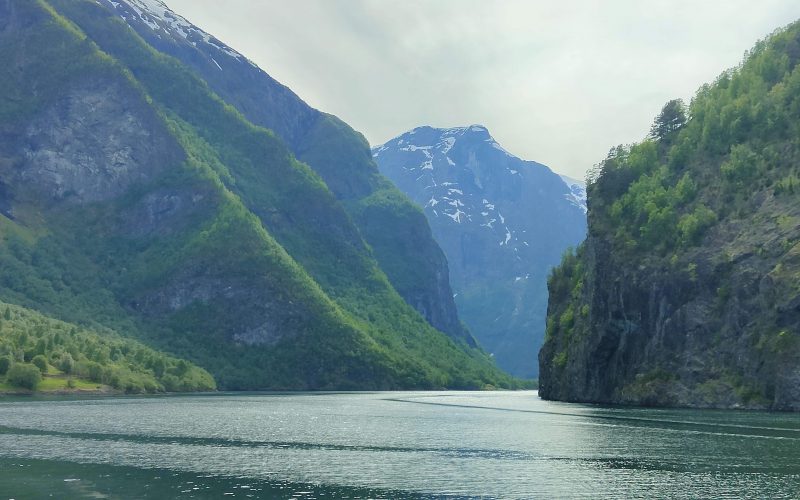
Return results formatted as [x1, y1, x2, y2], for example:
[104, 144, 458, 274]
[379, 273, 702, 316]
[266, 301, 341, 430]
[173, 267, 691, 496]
[678, 205, 718, 246]
[7, 363, 42, 390]
[0, 356, 10, 375]
[721, 144, 760, 184]
[650, 99, 687, 140]
[58, 353, 75, 374]
[31, 354, 48, 374]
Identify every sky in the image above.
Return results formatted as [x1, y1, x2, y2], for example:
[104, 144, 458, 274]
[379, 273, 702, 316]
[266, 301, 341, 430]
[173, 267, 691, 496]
[166, 0, 800, 180]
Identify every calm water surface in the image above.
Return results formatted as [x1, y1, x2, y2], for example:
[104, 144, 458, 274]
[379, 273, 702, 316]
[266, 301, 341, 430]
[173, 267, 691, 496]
[0, 391, 798, 498]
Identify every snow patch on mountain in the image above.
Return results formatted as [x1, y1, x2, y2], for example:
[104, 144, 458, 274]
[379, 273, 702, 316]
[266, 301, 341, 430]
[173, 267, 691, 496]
[440, 137, 456, 154]
[371, 125, 585, 263]
[502, 227, 512, 246]
[490, 141, 513, 156]
[558, 174, 588, 213]
[105, 0, 256, 67]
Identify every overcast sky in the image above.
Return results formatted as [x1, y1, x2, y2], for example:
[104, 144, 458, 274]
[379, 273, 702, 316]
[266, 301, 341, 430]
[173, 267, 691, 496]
[166, 0, 800, 179]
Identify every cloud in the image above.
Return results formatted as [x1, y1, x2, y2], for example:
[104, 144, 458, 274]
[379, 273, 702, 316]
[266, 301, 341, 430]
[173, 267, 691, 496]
[166, 0, 800, 178]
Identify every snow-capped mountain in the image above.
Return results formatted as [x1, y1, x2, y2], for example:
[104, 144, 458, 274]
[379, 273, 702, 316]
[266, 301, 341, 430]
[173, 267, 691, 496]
[105, 0, 253, 65]
[373, 126, 587, 378]
[98, 0, 318, 153]
[559, 174, 588, 213]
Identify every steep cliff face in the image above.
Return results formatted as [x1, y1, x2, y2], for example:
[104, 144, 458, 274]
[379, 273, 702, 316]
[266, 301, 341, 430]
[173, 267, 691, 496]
[0, 0, 514, 390]
[92, 0, 470, 344]
[12, 81, 183, 203]
[374, 126, 587, 377]
[540, 23, 800, 410]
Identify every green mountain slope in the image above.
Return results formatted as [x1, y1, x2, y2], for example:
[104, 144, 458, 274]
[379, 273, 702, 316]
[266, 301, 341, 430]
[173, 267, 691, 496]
[539, 22, 800, 410]
[0, 301, 215, 393]
[0, 0, 515, 390]
[97, 0, 472, 345]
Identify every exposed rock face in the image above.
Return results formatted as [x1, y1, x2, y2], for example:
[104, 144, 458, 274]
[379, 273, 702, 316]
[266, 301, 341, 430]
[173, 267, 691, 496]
[17, 82, 183, 203]
[135, 270, 299, 347]
[540, 195, 800, 410]
[374, 126, 587, 377]
[107, 0, 319, 162]
[123, 188, 206, 238]
[0, 61, 311, 358]
[97, 0, 471, 344]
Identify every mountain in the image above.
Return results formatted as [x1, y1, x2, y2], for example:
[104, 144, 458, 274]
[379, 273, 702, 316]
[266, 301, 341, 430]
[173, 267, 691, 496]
[95, 0, 471, 346]
[373, 126, 587, 378]
[0, 0, 517, 390]
[539, 22, 800, 410]
[559, 175, 588, 213]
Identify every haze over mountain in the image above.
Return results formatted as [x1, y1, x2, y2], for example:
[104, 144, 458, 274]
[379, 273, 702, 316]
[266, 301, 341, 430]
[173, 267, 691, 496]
[164, 0, 800, 182]
[0, 0, 517, 390]
[374, 126, 586, 377]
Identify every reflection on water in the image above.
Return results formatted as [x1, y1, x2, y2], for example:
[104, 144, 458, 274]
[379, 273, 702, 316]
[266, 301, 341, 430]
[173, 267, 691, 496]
[0, 391, 798, 499]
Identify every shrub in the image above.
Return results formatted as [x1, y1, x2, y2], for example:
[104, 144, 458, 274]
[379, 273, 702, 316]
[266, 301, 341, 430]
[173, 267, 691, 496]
[721, 144, 760, 184]
[678, 205, 718, 246]
[559, 305, 575, 331]
[553, 351, 568, 369]
[7, 363, 42, 390]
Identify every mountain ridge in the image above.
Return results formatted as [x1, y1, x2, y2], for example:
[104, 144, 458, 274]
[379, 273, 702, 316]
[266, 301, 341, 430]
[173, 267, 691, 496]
[97, 0, 473, 345]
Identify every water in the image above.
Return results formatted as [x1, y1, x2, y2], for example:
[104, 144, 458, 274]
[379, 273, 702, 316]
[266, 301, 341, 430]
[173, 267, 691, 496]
[0, 391, 798, 499]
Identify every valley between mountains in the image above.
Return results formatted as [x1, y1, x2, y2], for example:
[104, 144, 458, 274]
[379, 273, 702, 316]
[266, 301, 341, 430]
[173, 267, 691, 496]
[0, 0, 797, 414]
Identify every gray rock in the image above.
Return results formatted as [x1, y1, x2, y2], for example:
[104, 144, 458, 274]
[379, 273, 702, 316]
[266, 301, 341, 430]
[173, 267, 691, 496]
[539, 193, 800, 410]
[17, 81, 183, 203]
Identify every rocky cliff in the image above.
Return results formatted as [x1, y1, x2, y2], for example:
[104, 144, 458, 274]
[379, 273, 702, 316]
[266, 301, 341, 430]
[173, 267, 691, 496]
[374, 126, 586, 377]
[539, 23, 800, 410]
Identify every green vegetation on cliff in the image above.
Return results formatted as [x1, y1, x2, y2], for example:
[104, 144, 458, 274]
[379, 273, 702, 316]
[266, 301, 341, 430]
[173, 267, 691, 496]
[106, 0, 470, 344]
[540, 21, 800, 410]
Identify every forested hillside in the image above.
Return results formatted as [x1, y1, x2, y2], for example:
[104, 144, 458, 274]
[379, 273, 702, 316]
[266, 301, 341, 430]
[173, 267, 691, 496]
[540, 22, 800, 410]
[0, 301, 214, 393]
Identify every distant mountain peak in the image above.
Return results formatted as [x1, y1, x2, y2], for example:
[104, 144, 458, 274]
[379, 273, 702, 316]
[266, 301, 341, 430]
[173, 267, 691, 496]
[374, 124, 515, 163]
[372, 125, 535, 252]
[374, 125, 587, 378]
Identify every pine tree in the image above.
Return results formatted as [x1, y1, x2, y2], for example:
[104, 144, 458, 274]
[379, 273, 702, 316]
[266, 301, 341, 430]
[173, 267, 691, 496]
[650, 99, 687, 141]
